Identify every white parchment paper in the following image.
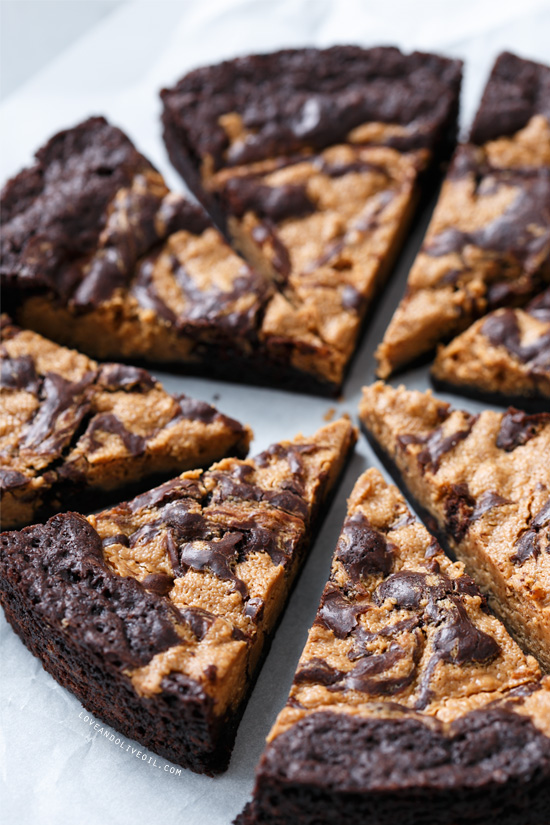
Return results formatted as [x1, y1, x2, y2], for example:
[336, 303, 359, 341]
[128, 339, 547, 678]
[1, 2, 549, 822]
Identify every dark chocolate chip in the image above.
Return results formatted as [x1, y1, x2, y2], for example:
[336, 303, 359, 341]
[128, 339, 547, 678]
[496, 409, 549, 452]
[0, 468, 29, 491]
[0, 354, 41, 394]
[335, 513, 393, 581]
[471, 491, 511, 521]
[315, 585, 369, 638]
[142, 573, 174, 596]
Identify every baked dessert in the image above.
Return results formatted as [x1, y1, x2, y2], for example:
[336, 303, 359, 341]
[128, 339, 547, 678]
[0, 116, 289, 387]
[359, 382, 550, 670]
[0, 316, 251, 530]
[161, 46, 463, 390]
[431, 286, 550, 410]
[0, 418, 356, 774]
[238, 468, 550, 825]
[376, 51, 550, 378]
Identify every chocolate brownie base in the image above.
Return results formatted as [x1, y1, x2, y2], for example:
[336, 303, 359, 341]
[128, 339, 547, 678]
[0, 420, 356, 773]
[0, 316, 251, 529]
[238, 708, 550, 825]
[376, 51, 550, 378]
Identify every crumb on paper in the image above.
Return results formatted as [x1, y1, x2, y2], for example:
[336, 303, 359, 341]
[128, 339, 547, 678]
[323, 407, 336, 422]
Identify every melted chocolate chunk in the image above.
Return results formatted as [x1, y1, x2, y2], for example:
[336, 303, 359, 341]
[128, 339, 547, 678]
[295, 657, 343, 687]
[0, 354, 40, 394]
[97, 363, 156, 392]
[314, 157, 389, 179]
[512, 498, 550, 564]
[102, 533, 129, 548]
[496, 409, 549, 451]
[142, 572, 174, 596]
[127, 477, 204, 513]
[482, 310, 550, 367]
[533, 499, 550, 528]
[177, 532, 248, 597]
[433, 600, 500, 665]
[527, 287, 550, 322]
[315, 584, 369, 638]
[222, 178, 315, 222]
[85, 413, 147, 457]
[425, 155, 550, 276]
[238, 525, 291, 567]
[173, 396, 221, 425]
[0, 468, 29, 491]
[251, 223, 291, 280]
[374, 571, 439, 609]
[341, 284, 362, 312]
[512, 530, 540, 564]
[444, 483, 476, 541]
[22, 372, 96, 455]
[416, 419, 476, 473]
[243, 597, 264, 622]
[130, 257, 178, 325]
[471, 490, 511, 521]
[339, 640, 421, 696]
[180, 606, 216, 640]
[335, 513, 393, 581]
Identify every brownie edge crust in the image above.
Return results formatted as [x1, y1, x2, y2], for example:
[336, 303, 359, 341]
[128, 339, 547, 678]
[238, 708, 550, 825]
[0, 512, 227, 774]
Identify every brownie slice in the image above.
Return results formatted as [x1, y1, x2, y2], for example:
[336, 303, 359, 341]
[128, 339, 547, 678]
[0, 419, 356, 774]
[0, 315, 251, 529]
[359, 382, 550, 670]
[376, 52, 550, 378]
[161, 46, 462, 390]
[238, 468, 550, 825]
[0, 116, 289, 387]
[431, 286, 550, 410]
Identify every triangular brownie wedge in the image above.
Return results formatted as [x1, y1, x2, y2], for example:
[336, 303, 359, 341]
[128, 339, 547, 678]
[0, 117, 287, 388]
[0, 419, 356, 774]
[376, 52, 550, 378]
[238, 468, 550, 825]
[0, 316, 251, 529]
[359, 382, 550, 670]
[431, 287, 550, 410]
[161, 46, 462, 391]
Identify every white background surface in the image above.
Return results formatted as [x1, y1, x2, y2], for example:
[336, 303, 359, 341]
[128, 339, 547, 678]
[1, 1, 550, 823]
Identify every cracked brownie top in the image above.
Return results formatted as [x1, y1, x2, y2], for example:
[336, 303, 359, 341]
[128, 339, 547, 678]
[161, 46, 462, 176]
